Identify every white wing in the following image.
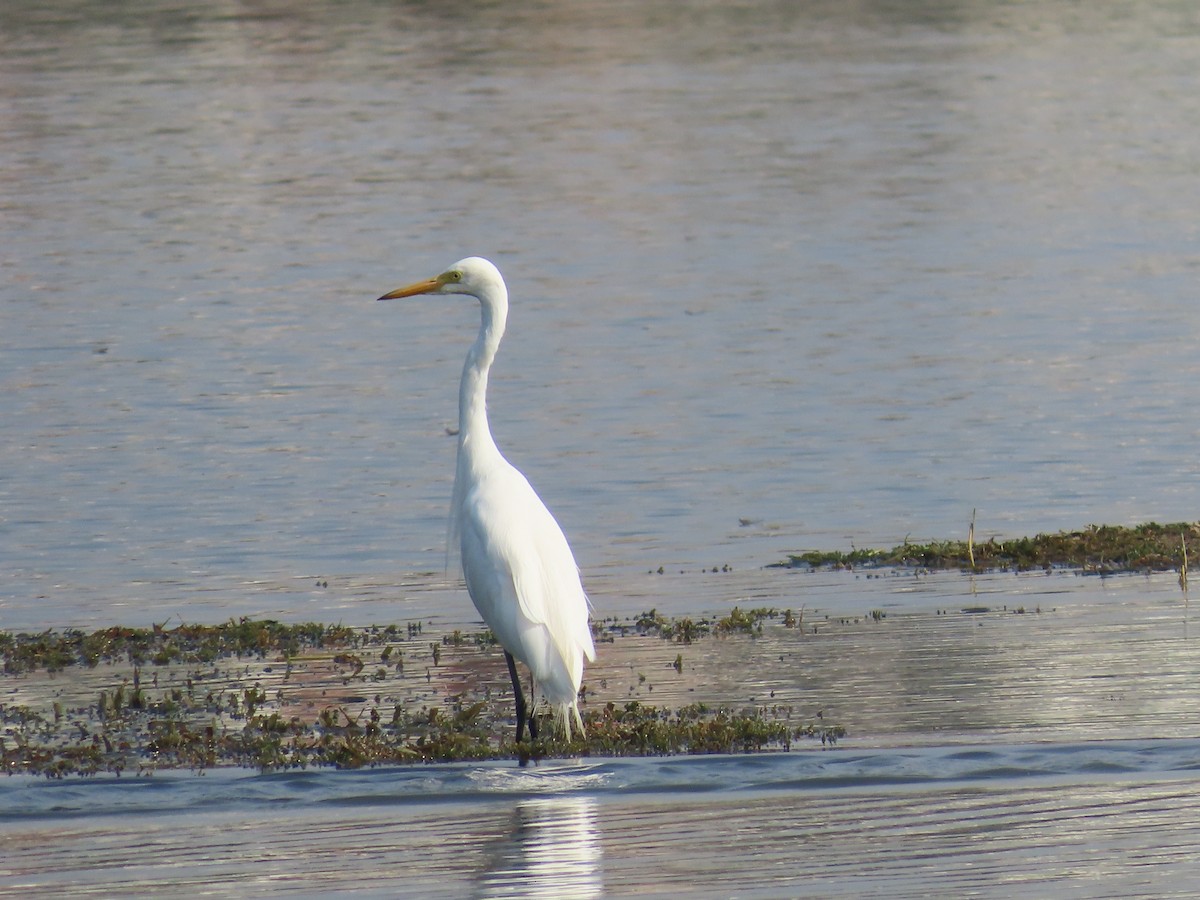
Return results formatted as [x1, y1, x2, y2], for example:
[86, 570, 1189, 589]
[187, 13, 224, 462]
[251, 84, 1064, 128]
[457, 460, 594, 709]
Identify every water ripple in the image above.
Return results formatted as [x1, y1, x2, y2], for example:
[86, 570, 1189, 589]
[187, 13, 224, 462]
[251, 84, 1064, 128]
[5, 738, 1199, 822]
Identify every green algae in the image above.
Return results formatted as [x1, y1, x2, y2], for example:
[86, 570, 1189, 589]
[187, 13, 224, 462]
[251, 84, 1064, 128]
[779, 521, 1200, 573]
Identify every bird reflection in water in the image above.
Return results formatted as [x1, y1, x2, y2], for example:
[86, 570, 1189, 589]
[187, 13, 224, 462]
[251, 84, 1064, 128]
[475, 795, 602, 898]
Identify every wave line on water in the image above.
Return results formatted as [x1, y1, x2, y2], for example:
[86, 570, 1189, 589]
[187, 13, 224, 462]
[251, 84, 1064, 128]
[4, 737, 1200, 822]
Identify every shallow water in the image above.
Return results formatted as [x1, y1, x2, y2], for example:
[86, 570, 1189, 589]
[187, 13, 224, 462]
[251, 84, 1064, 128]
[5, 745, 1200, 897]
[3, 573, 1198, 895]
[4, 0, 1200, 895]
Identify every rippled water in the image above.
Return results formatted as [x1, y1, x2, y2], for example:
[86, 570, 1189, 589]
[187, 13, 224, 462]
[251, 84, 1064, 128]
[4, 0, 1200, 895]
[5, 744, 1200, 897]
[2, 569, 1197, 896]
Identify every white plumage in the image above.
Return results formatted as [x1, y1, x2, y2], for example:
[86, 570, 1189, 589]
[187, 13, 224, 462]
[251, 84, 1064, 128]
[379, 257, 595, 740]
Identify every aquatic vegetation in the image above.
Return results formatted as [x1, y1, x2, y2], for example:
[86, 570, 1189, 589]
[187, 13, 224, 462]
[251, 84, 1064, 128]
[1, 689, 837, 777]
[12, 518, 1186, 778]
[780, 521, 1200, 573]
[1, 618, 397, 677]
[714, 606, 778, 636]
[619, 606, 784, 641]
[0, 616, 841, 777]
[32, 513, 1176, 778]
[577, 701, 840, 756]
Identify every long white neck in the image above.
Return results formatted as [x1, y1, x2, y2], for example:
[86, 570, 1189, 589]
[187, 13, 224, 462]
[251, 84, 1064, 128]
[456, 282, 509, 475]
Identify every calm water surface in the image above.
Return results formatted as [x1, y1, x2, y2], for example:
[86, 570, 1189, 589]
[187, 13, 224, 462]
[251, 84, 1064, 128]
[4, 0, 1200, 628]
[3, 1, 1200, 895]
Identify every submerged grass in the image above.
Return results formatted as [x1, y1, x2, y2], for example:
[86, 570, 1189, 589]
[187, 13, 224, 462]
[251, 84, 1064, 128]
[608, 606, 785, 643]
[780, 521, 1200, 573]
[1, 617, 841, 777]
[0, 619, 376, 676]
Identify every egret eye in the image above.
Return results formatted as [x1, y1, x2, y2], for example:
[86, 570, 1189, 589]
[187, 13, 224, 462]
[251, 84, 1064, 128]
[446, 270, 463, 282]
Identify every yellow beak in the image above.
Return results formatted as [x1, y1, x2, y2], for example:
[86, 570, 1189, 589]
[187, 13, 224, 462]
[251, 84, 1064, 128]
[376, 275, 443, 301]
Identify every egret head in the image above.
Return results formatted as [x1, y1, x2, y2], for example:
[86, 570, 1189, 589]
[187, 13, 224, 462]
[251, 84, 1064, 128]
[377, 257, 505, 302]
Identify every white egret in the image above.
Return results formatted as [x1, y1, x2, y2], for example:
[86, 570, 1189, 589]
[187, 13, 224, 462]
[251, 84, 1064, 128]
[378, 257, 595, 742]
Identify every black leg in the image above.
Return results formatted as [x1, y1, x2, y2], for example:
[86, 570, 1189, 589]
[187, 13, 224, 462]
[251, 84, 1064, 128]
[504, 651, 529, 743]
[527, 689, 539, 740]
